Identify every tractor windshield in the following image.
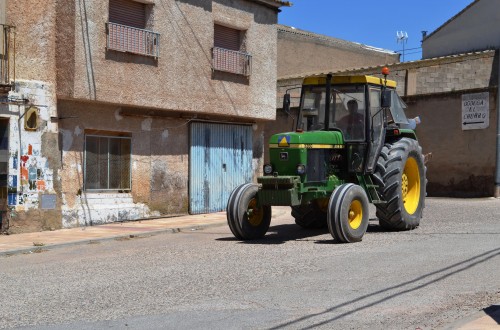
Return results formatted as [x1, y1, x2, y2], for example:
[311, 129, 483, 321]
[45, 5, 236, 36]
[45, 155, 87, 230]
[298, 84, 366, 141]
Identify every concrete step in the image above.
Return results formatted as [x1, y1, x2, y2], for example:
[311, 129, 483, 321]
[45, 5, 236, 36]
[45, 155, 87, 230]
[64, 203, 150, 227]
[80, 193, 134, 205]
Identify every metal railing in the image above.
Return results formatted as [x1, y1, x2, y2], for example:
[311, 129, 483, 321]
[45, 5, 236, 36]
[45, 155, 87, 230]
[212, 47, 252, 76]
[106, 22, 160, 59]
[0, 24, 15, 89]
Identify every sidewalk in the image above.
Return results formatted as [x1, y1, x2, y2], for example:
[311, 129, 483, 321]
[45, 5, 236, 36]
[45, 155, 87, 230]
[0, 212, 227, 256]
[0, 210, 498, 329]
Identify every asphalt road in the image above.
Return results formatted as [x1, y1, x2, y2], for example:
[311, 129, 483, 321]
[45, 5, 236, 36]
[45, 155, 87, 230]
[0, 198, 499, 329]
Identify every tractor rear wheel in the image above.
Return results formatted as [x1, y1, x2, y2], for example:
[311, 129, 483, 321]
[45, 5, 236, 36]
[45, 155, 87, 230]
[291, 199, 328, 229]
[226, 183, 271, 240]
[327, 183, 369, 243]
[372, 138, 426, 231]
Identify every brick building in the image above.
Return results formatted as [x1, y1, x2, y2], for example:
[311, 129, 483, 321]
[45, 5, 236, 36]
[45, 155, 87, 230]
[277, 25, 399, 78]
[0, 0, 289, 233]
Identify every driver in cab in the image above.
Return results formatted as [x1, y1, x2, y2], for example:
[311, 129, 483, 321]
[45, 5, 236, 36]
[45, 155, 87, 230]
[336, 99, 364, 140]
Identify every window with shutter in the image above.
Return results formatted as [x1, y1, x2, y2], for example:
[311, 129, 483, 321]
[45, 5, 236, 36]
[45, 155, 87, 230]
[109, 0, 146, 29]
[213, 24, 251, 76]
[106, 0, 160, 58]
[214, 25, 240, 51]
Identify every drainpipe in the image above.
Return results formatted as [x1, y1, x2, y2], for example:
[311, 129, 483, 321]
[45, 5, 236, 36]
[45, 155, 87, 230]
[495, 50, 500, 198]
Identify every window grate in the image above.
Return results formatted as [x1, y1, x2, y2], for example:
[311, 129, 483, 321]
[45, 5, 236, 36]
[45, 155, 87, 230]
[212, 47, 252, 76]
[84, 135, 131, 191]
[106, 22, 160, 58]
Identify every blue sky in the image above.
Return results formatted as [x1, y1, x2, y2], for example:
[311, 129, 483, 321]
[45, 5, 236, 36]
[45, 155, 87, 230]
[278, 0, 474, 61]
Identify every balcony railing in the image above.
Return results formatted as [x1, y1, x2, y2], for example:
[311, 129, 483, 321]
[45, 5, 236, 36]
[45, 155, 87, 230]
[106, 22, 160, 59]
[212, 47, 252, 76]
[0, 24, 15, 92]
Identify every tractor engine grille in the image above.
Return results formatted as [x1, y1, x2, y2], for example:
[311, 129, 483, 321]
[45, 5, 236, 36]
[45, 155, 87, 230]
[306, 148, 345, 182]
[307, 149, 327, 182]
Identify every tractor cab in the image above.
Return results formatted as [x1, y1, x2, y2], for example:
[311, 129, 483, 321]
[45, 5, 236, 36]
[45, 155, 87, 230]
[285, 73, 410, 174]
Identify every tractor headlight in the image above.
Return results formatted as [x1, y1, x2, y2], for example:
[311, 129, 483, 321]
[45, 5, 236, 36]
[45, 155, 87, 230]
[296, 164, 306, 175]
[263, 164, 273, 175]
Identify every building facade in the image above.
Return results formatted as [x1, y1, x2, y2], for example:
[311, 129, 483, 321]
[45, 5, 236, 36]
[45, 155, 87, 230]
[422, 0, 500, 59]
[277, 25, 399, 78]
[1, 0, 288, 233]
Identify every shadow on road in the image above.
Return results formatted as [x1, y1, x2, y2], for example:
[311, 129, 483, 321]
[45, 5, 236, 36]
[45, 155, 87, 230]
[484, 304, 500, 324]
[217, 224, 329, 245]
[217, 218, 387, 245]
[266, 247, 500, 329]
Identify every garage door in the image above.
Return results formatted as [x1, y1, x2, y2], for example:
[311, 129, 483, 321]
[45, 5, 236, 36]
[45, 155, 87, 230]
[189, 122, 253, 214]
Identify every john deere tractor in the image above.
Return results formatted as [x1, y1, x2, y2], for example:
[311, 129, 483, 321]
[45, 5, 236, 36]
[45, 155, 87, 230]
[227, 69, 426, 243]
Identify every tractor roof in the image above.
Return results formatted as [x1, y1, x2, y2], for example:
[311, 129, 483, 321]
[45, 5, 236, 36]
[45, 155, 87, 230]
[303, 75, 397, 88]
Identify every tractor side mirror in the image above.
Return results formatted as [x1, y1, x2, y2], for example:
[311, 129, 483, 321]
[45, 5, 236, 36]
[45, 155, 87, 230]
[283, 93, 291, 114]
[381, 90, 391, 108]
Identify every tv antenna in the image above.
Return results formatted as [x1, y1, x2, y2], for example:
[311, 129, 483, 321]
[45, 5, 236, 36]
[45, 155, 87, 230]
[396, 31, 409, 62]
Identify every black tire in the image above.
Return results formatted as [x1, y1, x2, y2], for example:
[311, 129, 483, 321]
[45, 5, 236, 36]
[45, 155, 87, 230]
[372, 138, 427, 231]
[226, 184, 271, 240]
[291, 199, 328, 229]
[226, 183, 250, 239]
[327, 183, 369, 243]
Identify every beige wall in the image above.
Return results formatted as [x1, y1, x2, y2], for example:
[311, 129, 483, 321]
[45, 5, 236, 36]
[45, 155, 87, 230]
[277, 25, 399, 78]
[405, 92, 497, 197]
[55, 0, 279, 121]
[6, 0, 57, 84]
[58, 100, 190, 220]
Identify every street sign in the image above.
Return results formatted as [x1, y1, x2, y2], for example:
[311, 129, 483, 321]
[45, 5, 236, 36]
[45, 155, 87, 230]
[462, 92, 489, 130]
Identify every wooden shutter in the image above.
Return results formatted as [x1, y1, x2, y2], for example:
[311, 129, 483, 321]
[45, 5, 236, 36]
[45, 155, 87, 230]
[214, 24, 240, 51]
[109, 0, 146, 29]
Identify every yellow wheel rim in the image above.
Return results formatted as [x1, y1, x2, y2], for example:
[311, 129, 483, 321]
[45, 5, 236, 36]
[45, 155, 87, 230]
[348, 200, 363, 230]
[247, 198, 263, 227]
[317, 198, 329, 213]
[402, 157, 421, 214]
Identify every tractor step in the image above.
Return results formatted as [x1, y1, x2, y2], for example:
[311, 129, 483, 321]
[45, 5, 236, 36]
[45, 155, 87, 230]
[372, 200, 387, 205]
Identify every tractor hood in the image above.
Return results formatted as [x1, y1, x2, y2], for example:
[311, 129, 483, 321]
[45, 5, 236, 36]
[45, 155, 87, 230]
[269, 130, 344, 148]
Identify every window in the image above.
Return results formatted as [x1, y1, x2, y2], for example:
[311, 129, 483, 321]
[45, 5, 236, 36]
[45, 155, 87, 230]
[212, 24, 251, 76]
[84, 134, 131, 191]
[107, 0, 160, 58]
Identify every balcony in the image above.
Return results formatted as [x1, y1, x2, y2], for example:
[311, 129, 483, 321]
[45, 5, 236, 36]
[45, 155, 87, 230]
[106, 22, 160, 59]
[212, 47, 252, 76]
[0, 24, 15, 95]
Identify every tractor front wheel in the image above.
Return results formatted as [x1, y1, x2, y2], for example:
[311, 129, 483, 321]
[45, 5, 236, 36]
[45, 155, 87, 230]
[226, 183, 271, 240]
[291, 199, 328, 229]
[372, 138, 427, 231]
[327, 183, 369, 243]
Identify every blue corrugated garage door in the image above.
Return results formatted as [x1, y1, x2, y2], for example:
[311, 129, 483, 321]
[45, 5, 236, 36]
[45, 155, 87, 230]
[189, 122, 253, 214]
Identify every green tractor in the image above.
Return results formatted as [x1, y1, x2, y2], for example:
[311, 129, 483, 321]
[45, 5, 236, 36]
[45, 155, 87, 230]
[227, 69, 426, 243]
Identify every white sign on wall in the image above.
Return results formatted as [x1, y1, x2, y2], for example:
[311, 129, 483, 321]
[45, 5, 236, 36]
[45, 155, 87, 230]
[462, 92, 489, 130]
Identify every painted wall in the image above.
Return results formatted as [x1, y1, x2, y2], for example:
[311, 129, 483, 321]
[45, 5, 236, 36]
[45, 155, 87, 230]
[0, 81, 61, 233]
[422, 0, 500, 59]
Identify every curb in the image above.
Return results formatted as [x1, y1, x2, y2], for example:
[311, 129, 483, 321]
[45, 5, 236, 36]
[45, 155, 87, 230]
[0, 221, 227, 257]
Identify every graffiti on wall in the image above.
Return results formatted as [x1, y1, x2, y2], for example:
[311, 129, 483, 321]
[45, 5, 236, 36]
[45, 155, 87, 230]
[8, 141, 54, 208]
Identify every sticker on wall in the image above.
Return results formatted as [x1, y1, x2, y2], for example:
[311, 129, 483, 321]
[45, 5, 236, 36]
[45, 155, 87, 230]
[8, 175, 17, 188]
[8, 193, 16, 206]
